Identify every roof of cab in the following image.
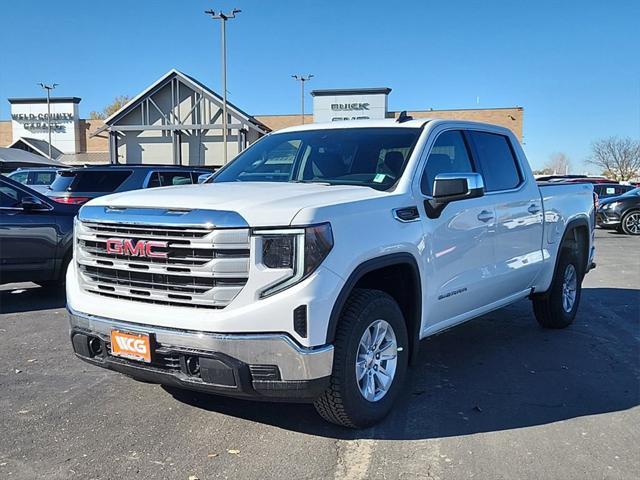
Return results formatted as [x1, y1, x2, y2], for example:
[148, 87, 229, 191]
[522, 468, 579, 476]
[275, 118, 432, 134]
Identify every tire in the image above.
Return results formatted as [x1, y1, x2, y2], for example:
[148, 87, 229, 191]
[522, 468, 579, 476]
[532, 247, 582, 329]
[620, 210, 640, 235]
[314, 289, 408, 428]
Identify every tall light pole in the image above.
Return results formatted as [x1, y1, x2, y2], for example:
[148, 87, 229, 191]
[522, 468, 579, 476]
[38, 82, 58, 160]
[205, 7, 241, 165]
[292, 74, 313, 124]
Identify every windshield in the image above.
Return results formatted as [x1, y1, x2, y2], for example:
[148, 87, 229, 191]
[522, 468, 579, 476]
[622, 187, 640, 197]
[213, 127, 422, 190]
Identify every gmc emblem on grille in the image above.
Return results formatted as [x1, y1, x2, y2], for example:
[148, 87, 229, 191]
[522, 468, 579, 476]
[105, 238, 169, 258]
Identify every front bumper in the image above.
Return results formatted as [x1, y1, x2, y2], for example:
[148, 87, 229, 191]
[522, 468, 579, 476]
[69, 307, 333, 401]
[596, 210, 620, 227]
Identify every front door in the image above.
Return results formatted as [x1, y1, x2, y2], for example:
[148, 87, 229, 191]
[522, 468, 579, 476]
[0, 182, 58, 284]
[416, 129, 498, 332]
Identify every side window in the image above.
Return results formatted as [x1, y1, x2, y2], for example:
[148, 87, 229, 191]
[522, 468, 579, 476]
[158, 172, 194, 186]
[421, 130, 474, 195]
[0, 183, 26, 208]
[31, 171, 56, 185]
[10, 172, 29, 185]
[469, 131, 521, 192]
[146, 172, 161, 188]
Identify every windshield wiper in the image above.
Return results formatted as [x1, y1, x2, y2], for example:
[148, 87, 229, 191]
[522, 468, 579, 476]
[290, 180, 332, 186]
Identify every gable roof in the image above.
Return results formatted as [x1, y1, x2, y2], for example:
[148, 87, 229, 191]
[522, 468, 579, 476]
[101, 69, 269, 133]
[9, 137, 64, 160]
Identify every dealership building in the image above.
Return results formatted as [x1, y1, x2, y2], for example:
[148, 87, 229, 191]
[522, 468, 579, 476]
[0, 68, 523, 167]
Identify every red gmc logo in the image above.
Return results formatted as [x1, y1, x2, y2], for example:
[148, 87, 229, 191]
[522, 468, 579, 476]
[105, 238, 168, 258]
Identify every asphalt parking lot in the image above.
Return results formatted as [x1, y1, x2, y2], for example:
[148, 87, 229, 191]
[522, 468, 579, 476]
[1, 228, 638, 480]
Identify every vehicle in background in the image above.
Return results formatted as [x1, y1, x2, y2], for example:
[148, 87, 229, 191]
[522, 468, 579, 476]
[0, 175, 77, 287]
[7, 167, 67, 194]
[46, 165, 213, 205]
[534, 174, 615, 184]
[67, 119, 596, 428]
[597, 187, 640, 235]
[592, 183, 635, 200]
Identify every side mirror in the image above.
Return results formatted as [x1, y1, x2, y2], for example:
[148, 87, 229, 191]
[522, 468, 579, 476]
[432, 173, 485, 205]
[198, 173, 213, 184]
[425, 173, 485, 219]
[20, 195, 50, 212]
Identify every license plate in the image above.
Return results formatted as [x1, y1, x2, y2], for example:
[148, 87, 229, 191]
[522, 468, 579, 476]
[110, 330, 151, 363]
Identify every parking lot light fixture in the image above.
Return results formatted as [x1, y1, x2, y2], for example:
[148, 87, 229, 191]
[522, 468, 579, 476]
[38, 82, 59, 160]
[292, 75, 314, 125]
[205, 8, 241, 165]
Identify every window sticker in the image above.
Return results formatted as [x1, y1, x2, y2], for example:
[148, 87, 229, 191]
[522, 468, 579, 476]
[373, 173, 386, 183]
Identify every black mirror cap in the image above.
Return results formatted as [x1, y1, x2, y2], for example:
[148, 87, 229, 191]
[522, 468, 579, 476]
[20, 195, 49, 211]
[432, 173, 485, 205]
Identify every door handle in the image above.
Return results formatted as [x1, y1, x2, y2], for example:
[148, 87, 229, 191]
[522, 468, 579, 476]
[477, 210, 494, 222]
[528, 204, 541, 214]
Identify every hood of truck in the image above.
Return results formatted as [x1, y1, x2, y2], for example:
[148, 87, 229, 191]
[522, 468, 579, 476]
[84, 181, 385, 226]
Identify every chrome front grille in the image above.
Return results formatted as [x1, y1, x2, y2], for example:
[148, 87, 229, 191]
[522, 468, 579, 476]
[76, 220, 250, 309]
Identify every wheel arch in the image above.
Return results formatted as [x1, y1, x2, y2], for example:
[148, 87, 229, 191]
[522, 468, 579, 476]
[538, 217, 591, 297]
[326, 253, 422, 364]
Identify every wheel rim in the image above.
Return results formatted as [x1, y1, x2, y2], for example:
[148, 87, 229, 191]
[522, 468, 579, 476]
[624, 212, 640, 234]
[561, 263, 578, 313]
[355, 319, 398, 402]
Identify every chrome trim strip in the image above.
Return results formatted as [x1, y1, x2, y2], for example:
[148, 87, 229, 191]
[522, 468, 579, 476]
[79, 205, 249, 229]
[68, 307, 334, 381]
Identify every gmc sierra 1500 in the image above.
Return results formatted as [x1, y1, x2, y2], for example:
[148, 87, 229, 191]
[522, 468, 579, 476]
[67, 118, 596, 428]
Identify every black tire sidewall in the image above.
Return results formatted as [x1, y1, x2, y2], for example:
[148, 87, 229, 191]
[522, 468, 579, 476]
[335, 293, 409, 427]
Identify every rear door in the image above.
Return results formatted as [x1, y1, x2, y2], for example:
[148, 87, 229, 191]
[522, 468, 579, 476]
[467, 130, 544, 299]
[416, 128, 498, 329]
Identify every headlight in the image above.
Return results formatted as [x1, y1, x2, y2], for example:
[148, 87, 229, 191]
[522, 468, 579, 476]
[254, 223, 333, 297]
[602, 202, 617, 210]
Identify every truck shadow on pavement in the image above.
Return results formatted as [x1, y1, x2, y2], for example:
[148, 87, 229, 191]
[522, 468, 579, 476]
[165, 287, 640, 440]
[0, 284, 66, 314]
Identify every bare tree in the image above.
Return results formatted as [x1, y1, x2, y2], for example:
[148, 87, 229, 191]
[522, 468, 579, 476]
[588, 137, 640, 181]
[545, 152, 571, 175]
[89, 95, 132, 120]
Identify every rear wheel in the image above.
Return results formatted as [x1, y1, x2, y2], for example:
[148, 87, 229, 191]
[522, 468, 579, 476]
[621, 210, 640, 235]
[532, 248, 582, 328]
[314, 289, 408, 428]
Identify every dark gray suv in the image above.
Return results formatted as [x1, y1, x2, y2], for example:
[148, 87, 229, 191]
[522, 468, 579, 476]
[46, 165, 214, 205]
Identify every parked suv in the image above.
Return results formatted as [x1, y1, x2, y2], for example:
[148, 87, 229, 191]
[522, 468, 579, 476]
[67, 119, 596, 427]
[47, 165, 213, 205]
[0, 175, 77, 287]
[7, 167, 66, 194]
[597, 187, 640, 235]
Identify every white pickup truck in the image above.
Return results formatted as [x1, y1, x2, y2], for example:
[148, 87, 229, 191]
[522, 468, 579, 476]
[67, 118, 596, 428]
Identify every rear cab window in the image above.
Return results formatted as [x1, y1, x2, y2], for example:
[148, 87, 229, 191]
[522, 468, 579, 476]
[468, 131, 522, 192]
[50, 170, 132, 192]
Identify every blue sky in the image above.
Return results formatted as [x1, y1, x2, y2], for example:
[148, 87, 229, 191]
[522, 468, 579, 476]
[1, 0, 638, 171]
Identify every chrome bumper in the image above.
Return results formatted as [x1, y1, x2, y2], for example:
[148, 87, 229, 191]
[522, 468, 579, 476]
[68, 307, 334, 381]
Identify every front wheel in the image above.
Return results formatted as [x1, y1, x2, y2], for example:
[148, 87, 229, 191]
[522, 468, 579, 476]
[532, 248, 583, 328]
[621, 210, 640, 235]
[314, 289, 408, 428]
